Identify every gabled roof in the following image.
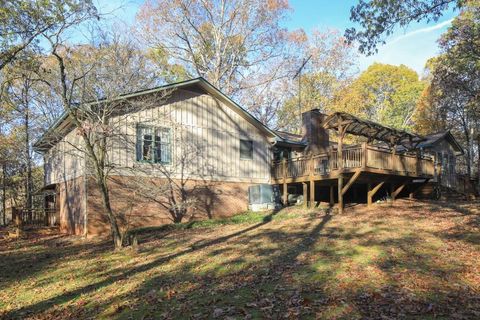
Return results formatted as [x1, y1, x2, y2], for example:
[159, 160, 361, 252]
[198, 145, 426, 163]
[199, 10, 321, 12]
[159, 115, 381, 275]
[33, 77, 281, 151]
[417, 131, 464, 155]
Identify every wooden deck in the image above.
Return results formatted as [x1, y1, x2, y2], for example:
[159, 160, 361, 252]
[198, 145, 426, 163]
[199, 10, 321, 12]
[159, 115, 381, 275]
[272, 143, 436, 213]
[272, 144, 435, 184]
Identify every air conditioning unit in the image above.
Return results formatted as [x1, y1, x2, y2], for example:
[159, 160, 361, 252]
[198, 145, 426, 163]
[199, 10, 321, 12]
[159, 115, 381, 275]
[248, 184, 282, 211]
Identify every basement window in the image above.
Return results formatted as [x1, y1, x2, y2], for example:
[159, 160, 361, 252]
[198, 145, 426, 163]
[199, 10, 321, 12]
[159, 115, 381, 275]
[240, 139, 253, 160]
[136, 125, 172, 164]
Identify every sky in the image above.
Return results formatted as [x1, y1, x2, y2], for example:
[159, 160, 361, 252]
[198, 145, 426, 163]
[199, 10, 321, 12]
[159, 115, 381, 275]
[94, 0, 459, 76]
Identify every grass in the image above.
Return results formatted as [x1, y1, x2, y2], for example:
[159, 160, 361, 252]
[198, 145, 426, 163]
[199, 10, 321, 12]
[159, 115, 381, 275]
[0, 199, 479, 319]
[128, 207, 302, 237]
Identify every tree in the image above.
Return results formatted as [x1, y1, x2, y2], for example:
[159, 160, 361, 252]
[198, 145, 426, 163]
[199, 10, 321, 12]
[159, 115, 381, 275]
[332, 63, 425, 130]
[0, 125, 23, 226]
[0, 0, 98, 71]
[136, 0, 292, 122]
[346, 0, 462, 55]
[276, 29, 358, 132]
[416, 2, 480, 177]
[412, 85, 447, 135]
[1, 56, 47, 215]
[41, 29, 171, 248]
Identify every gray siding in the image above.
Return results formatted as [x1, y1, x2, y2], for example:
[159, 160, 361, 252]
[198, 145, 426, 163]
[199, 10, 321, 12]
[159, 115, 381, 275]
[45, 89, 273, 185]
[44, 128, 85, 185]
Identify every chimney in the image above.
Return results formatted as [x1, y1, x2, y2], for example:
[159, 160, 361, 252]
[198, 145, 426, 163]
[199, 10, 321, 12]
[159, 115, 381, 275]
[301, 109, 329, 154]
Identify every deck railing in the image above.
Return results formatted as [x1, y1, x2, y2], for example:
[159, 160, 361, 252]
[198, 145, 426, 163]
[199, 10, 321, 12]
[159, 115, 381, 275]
[11, 208, 58, 227]
[272, 145, 435, 180]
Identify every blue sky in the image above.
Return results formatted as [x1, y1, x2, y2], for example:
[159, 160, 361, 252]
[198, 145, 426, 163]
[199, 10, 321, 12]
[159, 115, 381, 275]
[95, 0, 458, 75]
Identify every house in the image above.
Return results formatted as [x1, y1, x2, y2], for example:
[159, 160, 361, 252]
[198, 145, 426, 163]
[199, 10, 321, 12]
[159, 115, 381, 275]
[33, 78, 469, 236]
[34, 78, 283, 235]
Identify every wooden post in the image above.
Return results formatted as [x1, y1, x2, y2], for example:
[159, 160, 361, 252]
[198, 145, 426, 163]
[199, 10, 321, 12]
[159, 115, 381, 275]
[362, 142, 368, 169]
[329, 184, 334, 206]
[282, 158, 287, 205]
[341, 170, 361, 196]
[415, 149, 420, 177]
[337, 125, 346, 214]
[338, 174, 344, 214]
[390, 183, 395, 202]
[310, 180, 315, 208]
[368, 180, 386, 207]
[302, 182, 308, 208]
[338, 125, 344, 172]
[309, 155, 315, 208]
[392, 180, 408, 200]
[367, 183, 372, 206]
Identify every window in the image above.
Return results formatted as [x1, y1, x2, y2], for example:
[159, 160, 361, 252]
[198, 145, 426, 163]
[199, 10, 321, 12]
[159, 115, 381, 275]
[136, 125, 171, 164]
[273, 146, 291, 161]
[240, 139, 253, 160]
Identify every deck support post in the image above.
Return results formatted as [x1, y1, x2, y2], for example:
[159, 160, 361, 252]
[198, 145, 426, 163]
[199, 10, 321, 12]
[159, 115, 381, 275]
[329, 184, 334, 206]
[362, 142, 368, 169]
[282, 158, 287, 205]
[309, 155, 315, 208]
[392, 180, 409, 201]
[390, 183, 395, 202]
[309, 180, 315, 208]
[338, 174, 344, 214]
[368, 180, 386, 207]
[367, 183, 372, 206]
[337, 123, 346, 214]
[302, 182, 308, 208]
[415, 150, 421, 177]
[341, 169, 361, 196]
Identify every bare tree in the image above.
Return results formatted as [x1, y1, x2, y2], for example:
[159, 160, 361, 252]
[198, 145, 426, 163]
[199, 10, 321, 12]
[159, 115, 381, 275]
[38, 27, 171, 248]
[136, 0, 292, 120]
[0, 0, 98, 71]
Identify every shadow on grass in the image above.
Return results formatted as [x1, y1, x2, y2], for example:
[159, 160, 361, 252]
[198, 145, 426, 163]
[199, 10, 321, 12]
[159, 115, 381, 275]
[2, 209, 283, 318]
[94, 212, 334, 319]
[4, 201, 480, 319]
[0, 229, 112, 290]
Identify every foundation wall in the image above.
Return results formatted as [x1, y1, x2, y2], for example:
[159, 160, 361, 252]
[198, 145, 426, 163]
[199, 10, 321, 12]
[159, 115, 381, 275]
[58, 176, 86, 235]
[85, 176, 254, 236]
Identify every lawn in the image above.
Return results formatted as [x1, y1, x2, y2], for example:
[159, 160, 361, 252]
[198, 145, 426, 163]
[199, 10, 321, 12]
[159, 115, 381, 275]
[0, 199, 479, 319]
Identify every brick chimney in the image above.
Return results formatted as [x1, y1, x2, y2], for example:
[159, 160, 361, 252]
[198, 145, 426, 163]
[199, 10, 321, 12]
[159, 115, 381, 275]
[301, 109, 329, 154]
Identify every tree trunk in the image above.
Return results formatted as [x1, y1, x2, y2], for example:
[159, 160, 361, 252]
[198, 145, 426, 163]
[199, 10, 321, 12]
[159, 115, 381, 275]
[2, 163, 6, 226]
[24, 107, 33, 222]
[464, 127, 472, 178]
[477, 136, 480, 193]
[97, 177, 123, 249]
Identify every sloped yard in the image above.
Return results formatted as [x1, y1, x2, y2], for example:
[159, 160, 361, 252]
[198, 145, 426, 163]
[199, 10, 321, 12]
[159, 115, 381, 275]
[0, 199, 479, 319]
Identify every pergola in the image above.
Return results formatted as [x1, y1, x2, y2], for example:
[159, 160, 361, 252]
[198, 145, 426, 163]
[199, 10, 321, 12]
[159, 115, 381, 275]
[319, 112, 427, 214]
[322, 112, 424, 150]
